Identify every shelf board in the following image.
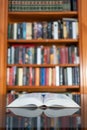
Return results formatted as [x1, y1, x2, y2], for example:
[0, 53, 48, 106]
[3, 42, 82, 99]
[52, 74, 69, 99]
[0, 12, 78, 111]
[7, 86, 80, 92]
[7, 64, 80, 67]
[8, 11, 78, 22]
[8, 39, 78, 44]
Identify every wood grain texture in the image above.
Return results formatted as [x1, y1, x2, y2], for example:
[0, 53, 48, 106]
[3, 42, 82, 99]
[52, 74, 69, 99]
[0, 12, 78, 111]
[78, 0, 87, 128]
[0, 0, 8, 129]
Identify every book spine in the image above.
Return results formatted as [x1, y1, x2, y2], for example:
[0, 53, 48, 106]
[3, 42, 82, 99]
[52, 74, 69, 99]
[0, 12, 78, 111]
[18, 68, 23, 86]
[72, 21, 78, 39]
[23, 67, 27, 85]
[71, 0, 77, 11]
[22, 22, 26, 39]
[42, 21, 48, 39]
[37, 47, 41, 64]
[26, 22, 32, 39]
[47, 22, 52, 39]
[29, 67, 33, 86]
[67, 67, 72, 85]
[52, 67, 56, 86]
[7, 68, 10, 86]
[35, 68, 40, 86]
[63, 67, 68, 85]
[53, 21, 58, 39]
[59, 67, 63, 85]
[55, 66, 59, 86]
[48, 68, 52, 86]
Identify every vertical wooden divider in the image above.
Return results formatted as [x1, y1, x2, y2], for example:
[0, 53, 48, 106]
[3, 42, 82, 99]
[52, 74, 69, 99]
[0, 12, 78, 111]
[0, 0, 8, 129]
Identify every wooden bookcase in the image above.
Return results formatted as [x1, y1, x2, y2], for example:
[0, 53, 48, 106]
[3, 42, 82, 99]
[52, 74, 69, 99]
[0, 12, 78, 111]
[7, 4, 80, 92]
[0, 0, 87, 129]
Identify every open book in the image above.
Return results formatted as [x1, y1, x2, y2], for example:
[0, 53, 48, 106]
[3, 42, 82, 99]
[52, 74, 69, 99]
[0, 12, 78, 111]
[7, 107, 80, 118]
[7, 93, 80, 108]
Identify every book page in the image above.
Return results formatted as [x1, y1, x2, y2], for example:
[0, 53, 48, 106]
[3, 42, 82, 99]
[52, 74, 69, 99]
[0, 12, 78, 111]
[44, 93, 80, 108]
[7, 93, 43, 107]
[7, 107, 79, 118]
[8, 107, 43, 117]
[45, 108, 79, 117]
[7, 93, 80, 108]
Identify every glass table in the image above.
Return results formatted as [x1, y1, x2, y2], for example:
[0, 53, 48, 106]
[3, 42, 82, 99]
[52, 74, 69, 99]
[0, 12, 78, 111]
[6, 107, 81, 130]
[2, 94, 87, 129]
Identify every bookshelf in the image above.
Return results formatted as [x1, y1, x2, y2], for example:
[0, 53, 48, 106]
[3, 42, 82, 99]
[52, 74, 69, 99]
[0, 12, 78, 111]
[7, 1, 80, 92]
[0, 0, 87, 129]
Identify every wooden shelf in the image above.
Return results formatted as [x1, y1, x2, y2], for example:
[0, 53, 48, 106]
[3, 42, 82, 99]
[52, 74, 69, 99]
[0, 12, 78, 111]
[8, 39, 78, 44]
[7, 86, 80, 92]
[8, 11, 78, 22]
[7, 64, 80, 67]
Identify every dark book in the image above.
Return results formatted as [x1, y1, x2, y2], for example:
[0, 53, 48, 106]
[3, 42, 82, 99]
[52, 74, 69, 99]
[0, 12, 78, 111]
[74, 66, 80, 85]
[8, 24, 14, 39]
[22, 22, 26, 39]
[68, 46, 72, 64]
[17, 23, 22, 39]
[14, 46, 19, 64]
[47, 22, 52, 39]
[59, 67, 63, 85]
[32, 68, 35, 85]
[15, 67, 18, 85]
[68, 21, 73, 38]
[22, 47, 26, 64]
[25, 47, 29, 64]
[71, 0, 77, 11]
[32, 22, 38, 39]
[26, 67, 29, 85]
[42, 21, 48, 39]
[23, 67, 27, 86]
[18, 46, 23, 64]
[37, 22, 43, 39]
[63, 67, 68, 85]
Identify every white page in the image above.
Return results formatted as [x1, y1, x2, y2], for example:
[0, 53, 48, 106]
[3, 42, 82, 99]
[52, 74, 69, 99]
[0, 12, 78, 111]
[44, 93, 80, 108]
[7, 107, 79, 118]
[7, 93, 80, 108]
[45, 108, 79, 117]
[8, 108, 43, 117]
[7, 93, 43, 107]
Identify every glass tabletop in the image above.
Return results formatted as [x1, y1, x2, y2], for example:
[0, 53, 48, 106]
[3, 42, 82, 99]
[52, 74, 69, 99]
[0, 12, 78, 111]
[1, 93, 86, 129]
[6, 107, 81, 129]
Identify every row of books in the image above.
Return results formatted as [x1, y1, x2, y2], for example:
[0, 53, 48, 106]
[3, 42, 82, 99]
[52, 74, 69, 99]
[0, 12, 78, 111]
[7, 66, 80, 86]
[8, 18, 78, 40]
[8, 45, 79, 65]
[8, 0, 77, 12]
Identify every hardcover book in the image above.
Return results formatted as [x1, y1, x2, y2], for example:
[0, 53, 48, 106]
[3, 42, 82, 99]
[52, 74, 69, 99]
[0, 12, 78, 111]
[7, 93, 80, 108]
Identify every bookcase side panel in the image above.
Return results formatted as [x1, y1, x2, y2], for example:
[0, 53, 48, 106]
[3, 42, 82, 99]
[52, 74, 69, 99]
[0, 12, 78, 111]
[0, 0, 8, 128]
[79, 0, 87, 128]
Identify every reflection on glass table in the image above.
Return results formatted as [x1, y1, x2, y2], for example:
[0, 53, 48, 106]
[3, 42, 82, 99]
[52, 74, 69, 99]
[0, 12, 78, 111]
[6, 107, 81, 129]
